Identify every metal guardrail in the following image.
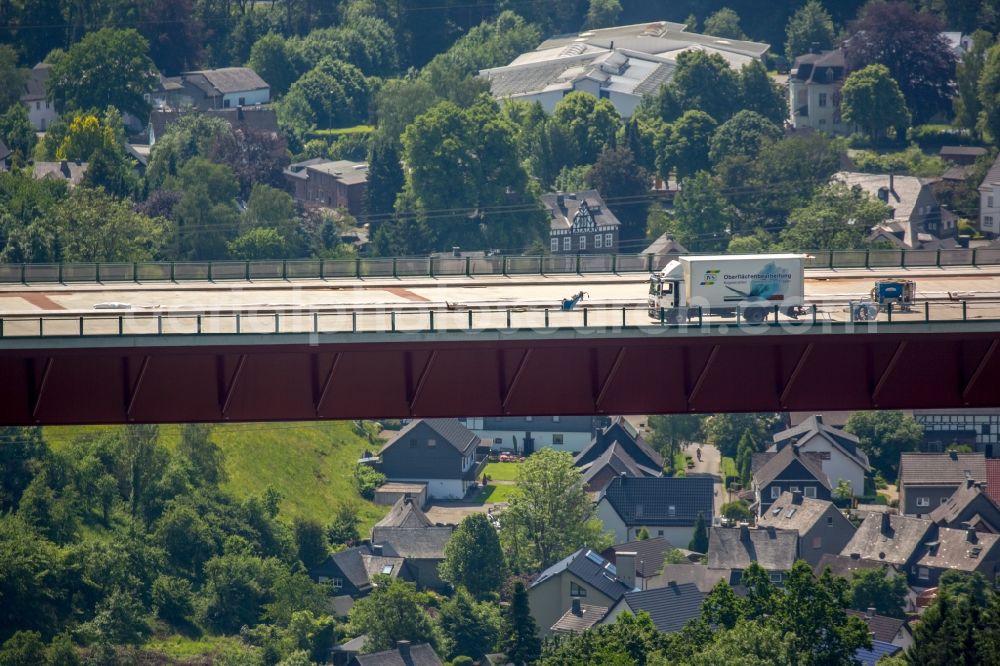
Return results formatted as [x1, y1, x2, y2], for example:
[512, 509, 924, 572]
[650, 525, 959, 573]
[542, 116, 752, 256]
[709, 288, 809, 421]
[1, 301, 997, 339]
[1, 248, 999, 285]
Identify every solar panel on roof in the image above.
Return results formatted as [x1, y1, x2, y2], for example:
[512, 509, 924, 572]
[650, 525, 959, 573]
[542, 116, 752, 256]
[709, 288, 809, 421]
[585, 550, 607, 566]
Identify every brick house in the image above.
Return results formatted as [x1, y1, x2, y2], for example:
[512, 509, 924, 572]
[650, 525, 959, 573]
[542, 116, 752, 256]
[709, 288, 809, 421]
[283, 159, 369, 216]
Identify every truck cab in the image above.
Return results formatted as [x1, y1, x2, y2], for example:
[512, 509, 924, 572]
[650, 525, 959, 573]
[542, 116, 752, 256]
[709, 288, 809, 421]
[647, 260, 683, 317]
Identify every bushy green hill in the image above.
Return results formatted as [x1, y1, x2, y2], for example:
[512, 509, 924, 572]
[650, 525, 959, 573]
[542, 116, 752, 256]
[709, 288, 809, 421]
[44, 420, 388, 533]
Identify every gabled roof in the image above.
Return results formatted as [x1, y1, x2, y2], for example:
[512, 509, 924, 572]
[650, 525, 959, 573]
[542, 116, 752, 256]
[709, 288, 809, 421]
[380, 419, 480, 456]
[351, 643, 443, 666]
[753, 446, 831, 490]
[899, 452, 987, 487]
[20, 63, 50, 101]
[845, 610, 910, 643]
[832, 172, 930, 226]
[979, 152, 1000, 192]
[375, 496, 433, 529]
[531, 548, 633, 601]
[182, 67, 269, 95]
[599, 476, 714, 527]
[707, 526, 799, 572]
[33, 161, 88, 186]
[987, 459, 1000, 504]
[813, 553, 896, 578]
[608, 537, 675, 578]
[854, 640, 902, 666]
[841, 513, 934, 566]
[580, 442, 660, 487]
[758, 492, 845, 535]
[917, 525, 1000, 572]
[928, 479, 1000, 529]
[551, 603, 608, 633]
[641, 233, 688, 257]
[619, 582, 706, 633]
[651, 563, 733, 593]
[322, 545, 407, 593]
[575, 417, 664, 470]
[772, 415, 870, 471]
[542, 190, 621, 231]
[374, 526, 453, 560]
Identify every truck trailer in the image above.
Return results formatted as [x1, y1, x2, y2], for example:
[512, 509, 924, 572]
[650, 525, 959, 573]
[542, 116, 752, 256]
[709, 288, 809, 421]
[648, 254, 808, 324]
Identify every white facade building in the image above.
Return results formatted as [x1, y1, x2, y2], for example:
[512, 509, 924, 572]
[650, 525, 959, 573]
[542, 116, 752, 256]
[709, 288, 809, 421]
[21, 64, 58, 131]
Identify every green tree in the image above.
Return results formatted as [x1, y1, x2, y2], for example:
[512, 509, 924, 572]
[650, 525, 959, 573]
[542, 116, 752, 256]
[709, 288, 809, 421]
[539, 611, 668, 664]
[146, 114, 232, 189]
[785, 0, 836, 59]
[0, 516, 64, 637]
[848, 568, 908, 619]
[688, 512, 708, 553]
[832, 479, 853, 505]
[440, 513, 505, 598]
[499, 449, 610, 571]
[168, 157, 241, 260]
[227, 228, 289, 260]
[647, 414, 702, 463]
[844, 411, 923, 478]
[721, 500, 752, 522]
[177, 423, 226, 487]
[80, 588, 149, 645]
[688, 619, 793, 666]
[0, 631, 45, 666]
[670, 171, 730, 251]
[978, 41, 1000, 143]
[366, 135, 404, 217]
[348, 578, 437, 652]
[0, 428, 47, 512]
[45, 633, 79, 666]
[780, 182, 891, 252]
[586, 147, 649, 239]
[154, 504, 215, 575]
[281, 610, 337, 663]
[0, 104, 37, 161]
[327, 502, 361, 547]
[552, 92, 622, 165]
[353, 464, 385, 500]
[659, 110, 717, 180]
[735, 431, 756, 488]
[669, 50, 741, 124]
[152, 575, 194, 625]
[703, 413, 778, 459]
[200, 552, 283, 633]
[584, 0, 622, 29]
[840, 64, 911, 143]
[703, 7, 747, 39]
[954, 31, 992, 138]
[293, 517, 329, 569]
[635, 527, 650, 540]
[739, 60, 787, 126]
[47, 29, 158, 120]
[438, 587, 501, 660]
[52, 188, 170, 262]
[0, 46, 26, 114]
[500, 581, 540, 666]
[709, 110, 783, 164]
[249, 34, 299, 98]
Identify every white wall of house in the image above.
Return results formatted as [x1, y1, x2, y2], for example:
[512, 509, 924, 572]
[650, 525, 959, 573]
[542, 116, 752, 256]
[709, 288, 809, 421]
[221, 88, 270, 108]
[391, 478, 466, 500]
[794, 434, 866, 496]
[980, 185, 1000, 235]
[595, 500, 695, 547]
[597, 500, 629, 543]
[24, 99, 58, 131]
[789, 80, 848, 135]
[474, 428, 592, 454]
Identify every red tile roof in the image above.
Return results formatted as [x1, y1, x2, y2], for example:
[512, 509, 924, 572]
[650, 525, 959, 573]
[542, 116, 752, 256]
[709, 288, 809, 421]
[986, 459, 1000, 504]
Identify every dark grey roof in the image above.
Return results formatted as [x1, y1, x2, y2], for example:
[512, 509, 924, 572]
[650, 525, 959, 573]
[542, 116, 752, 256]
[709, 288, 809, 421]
[813, 553, 895, 578]
[183, 67, 269, 94]
[917, 525, 1000, 573]
[325, 545, 405, 592]
[758, 493, 845, 534]
[551, 603, 608, 633]
[928, 480, 1000, 528]
[375, 526, 453, 560]
[855, 641, 902, 666]
[620, 582, 705, 633]
[751, 452, 776, 475]
[980, 153, 1000, 192]
[600, 476, 714, 527]
[531, 548, 633, 601]
[707, 526, 799, 571]
[845, 610, 910, 643]
[650, 563, 733, 593]
[773, 415, 870, 470]
[581, 442, 660, 487]
[33, 161, 88, 185]
[841, 513, 934, 566]
[542, 190, 621, 232]
[609, 537, 674, 578]
[381, 419, 479, 456]
[375, 497, 433, 529]
[753, 446, 831, 490]
[576, 417, 664, 470]
[641, 233, 688, 257]
[20, 63, 50, 101]
[350, 643, 443, 666]
[899, 452, 987, 487]
[482, 53, 599, 97]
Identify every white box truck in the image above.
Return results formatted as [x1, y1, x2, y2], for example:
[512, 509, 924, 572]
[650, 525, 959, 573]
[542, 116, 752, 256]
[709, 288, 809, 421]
[648, 254, 808, 324]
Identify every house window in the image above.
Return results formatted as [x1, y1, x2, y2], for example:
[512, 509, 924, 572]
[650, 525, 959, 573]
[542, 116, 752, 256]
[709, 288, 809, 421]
[818, 452, 831, 460]
[493, 437, 503, 445]
[804, 486, 817, 498]
[917, 497, 930, 507]
[818, 119, 826, 125]
[579, 235, 586, 250]
[331, 578, 343, 590]
[595, 235, 603, 249]
[818, 93, 828, 107]
[553, 434, 564, 446]
[563, 237, 571, 251]
[238, 96, 246, 106]
[658, 530, 664, 536]
[790, 486, 800, 493]
[990, 196, 995, 208]
[826, 516, 834, 526]
[427, 439, 437, 447]
[551, 238, 558, 252]
[570, 582, 587, 597]
[769, 572, 783, 583]
[36, 101, 40, 110]
[771, 486, 781, 499]
[918, 567, 930, 580]
[668, 505, 676, 516]
[604, 233, 613, 248]
[223, 99, 231, 108]
[812, 536, 822, 549]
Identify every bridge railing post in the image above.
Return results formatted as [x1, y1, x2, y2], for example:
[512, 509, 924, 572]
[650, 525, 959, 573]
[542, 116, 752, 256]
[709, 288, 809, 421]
[429, 256, 435, 279]
[612, 254, 618, 274]
[429, 310, 435, 331]
[96, 263, 101, 283]
[900, 251, 906, 269]
[936, 249, 941, 267]
[502, 256, 508, 276]
[170, 262, 176, 282]
[864, 250, 870, 269]
[773, 304, 779, 323]
[118, 315, 124, 335]
[582, 307, 588, 327]
[245, 261, 250, 281]
[886, 303, 892, 323]
[736, 305, 741, 324]
[391, 311, 396, 332]
[196, 314, 202, 334]
[924, 301, 929, 321]
[58, 263, 63, 284]
[698, 306, 703, 326]
[236, 313, 241, 334]
[79, 316, 83, 336]
[274, 313, 279, 333]
[963, 300, 968, 321]
[468, 309, 473, 330]
[39, 317, 43, 337]
[621, 306, 626, 328]
[506, 310, 511, 329]
[0, 317, 4, 337]
[157, 315, 162, 335]
[352, 311, 357, 332]
[575, 254, 581, 275]
[392, 258, 397, 278]
[972, 248, 978, 267]
[313, 312, 318, 334]
[207, 263, 213, 282]
[659, 307, 665, 324]
[544, 309, 549, 327]
[465, 256, 471, 277]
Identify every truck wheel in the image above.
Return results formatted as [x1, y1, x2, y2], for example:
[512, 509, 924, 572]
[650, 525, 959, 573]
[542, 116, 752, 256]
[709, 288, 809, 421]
[664, 310, 680, 324]
[743, 307, 766, 324]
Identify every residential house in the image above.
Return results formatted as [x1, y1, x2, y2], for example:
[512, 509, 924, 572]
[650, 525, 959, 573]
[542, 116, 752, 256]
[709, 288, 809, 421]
[756, 491, 856, 567]
[20, 63, 58, 130]
[462, 415, 598, 454]
[939, 146, 987, 165]
[770, 415, 870, 497]
[912, 408, 1000, 457]
[813, 552, 900, 579]
[372, 482, 427, 508]
[979, 152, 1000, 236]
[914, 525, 1000, 586]
[550, 599, 609, 635]
[370, 496, 453, 590]
[840, 512, 934, 574]
[854, 641, 903, 666]
[751, 446, 833, 517]
[349, 641, 443, 666]
[641, 233, 688, 271]
[832, 172, 953, 243]
[178, 67, 270, 110]
[788, 48, 849, 134]
[377, 419, 486, 500]
[542, 191, 621, 255]
[148, 106, 279, 146]
[580, 442, 661, 493]
[309, 544, 410, 597]
[284, 158, 369, 216]
[601, 582, 706, 633]
[480, 21, 769, 118]
[527, 548, 634, 636]
[331, 635, 367, 666]
[575, 416, 664, 472]
[898, 452, 987, 517]
[927, 478, 1000, 533]
[602, 537, 676, 590]
[846, 609, 914, 650]
[707, 525, 799, 585]
[33, 161, 88, 186]
[988, 459, 1000, 504]
[646, 563, 734, 592]
[596, 475, 714, 546]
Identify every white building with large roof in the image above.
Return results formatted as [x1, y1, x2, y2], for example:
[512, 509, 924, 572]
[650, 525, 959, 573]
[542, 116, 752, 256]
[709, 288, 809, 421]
[479, 21, 770, 118]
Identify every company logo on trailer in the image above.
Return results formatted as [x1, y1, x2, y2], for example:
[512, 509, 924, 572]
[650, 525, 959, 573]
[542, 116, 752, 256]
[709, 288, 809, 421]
[700, 269, 720, 286]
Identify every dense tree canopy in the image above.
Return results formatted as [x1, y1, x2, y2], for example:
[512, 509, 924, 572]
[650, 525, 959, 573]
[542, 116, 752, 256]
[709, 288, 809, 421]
[785, 0, 836, 59]
[840, 64, 911, 142]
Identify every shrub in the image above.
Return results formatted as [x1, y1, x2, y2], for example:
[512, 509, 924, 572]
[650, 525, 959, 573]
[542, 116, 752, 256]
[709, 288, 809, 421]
[353, 464, 385, 500]
[152, 576, 194, 625]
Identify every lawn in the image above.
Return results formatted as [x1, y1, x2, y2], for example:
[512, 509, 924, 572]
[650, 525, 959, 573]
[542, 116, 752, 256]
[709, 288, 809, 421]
[44, 420, 389, 533]
[471, 484, 521, 504]
[721, 456, 739, 481]
[483, 462, 522, 481]
[143, 634, 246, 660]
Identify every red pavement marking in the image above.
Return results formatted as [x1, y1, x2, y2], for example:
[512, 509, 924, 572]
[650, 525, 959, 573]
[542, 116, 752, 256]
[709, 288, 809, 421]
[0, 293, 65, 310]
[383, 287, 431, 302]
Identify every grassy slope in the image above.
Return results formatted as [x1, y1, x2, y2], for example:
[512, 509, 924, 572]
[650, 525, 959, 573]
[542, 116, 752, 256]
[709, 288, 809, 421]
[44, 421, 388, 533]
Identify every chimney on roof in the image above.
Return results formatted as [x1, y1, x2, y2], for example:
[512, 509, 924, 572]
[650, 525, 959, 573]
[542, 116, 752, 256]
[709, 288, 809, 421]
[967, 527, 978, 543]
[60, 160, 69, 177]
[866, 607, 875, 619]
[967, 477, 976, 489]
[949, 450, 958, 460]
[372, 543, 383, 556]
[739, 524, 750, 541]
[556, 193, 564, 208]
[617, 551, 637, 589]
[452, 246, 460, 257]
[880, 511, 892, 536]
[403, 494, 412, 505]
[571, 598, 582, 615]
[791, 490, 803, 505]
[396, 640, 410, 658]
